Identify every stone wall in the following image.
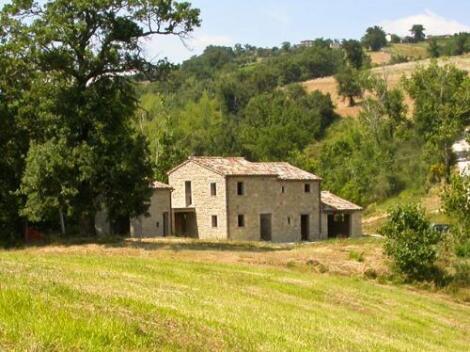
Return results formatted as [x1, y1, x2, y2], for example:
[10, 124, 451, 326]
[169, 161, 227, 240]
[130, 188, 171, 237]
[227, 176, 321, 242]
[350, 211, 362, 237]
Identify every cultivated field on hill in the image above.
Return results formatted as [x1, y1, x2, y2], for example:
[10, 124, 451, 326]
[1, 237, 469, 351]
[302, 54, 470, 118]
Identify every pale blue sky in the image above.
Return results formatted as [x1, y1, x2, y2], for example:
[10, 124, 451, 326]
[1, 0, 469, 63]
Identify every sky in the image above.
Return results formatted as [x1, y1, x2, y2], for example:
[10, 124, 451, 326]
[1, 0, 469, 63]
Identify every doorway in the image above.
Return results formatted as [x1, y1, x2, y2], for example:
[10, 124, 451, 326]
[260, 214, 272, 241]
[327, 213, 351, 238]
[300, 214, 309, 241]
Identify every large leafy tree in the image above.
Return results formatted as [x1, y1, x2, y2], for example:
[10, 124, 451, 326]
[2, 0, 201, 235]
[405, 63, 470, 181]
[341, 39, 368, 69]
[335, 66, 363, 107]
[361, 26, 387, 52]
[240, 85, 335, 161]
[410, 24, 426, 42]
[0, 11, 37, 243]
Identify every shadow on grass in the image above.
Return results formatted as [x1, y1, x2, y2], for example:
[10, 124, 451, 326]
[105, 237, 289, 253]
[13, 235, 290, 253]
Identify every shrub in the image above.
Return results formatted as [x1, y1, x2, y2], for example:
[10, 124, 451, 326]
[453, 262, 470, 287]
[349, 250, 365, 262]
[379, 204, 442, 281]
[456, 241, 470, 258]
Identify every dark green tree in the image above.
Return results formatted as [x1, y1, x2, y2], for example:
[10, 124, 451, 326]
[390, 34, 401, 44]
[3, 0, 201, 235]
[335, 66, 363, 106]
[428, 38, 440, 58]
[341, 39, 368, 69]
[361, 26, 387, 51]
[410, 24, 426, 42]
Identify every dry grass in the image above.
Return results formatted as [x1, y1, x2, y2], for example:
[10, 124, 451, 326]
[302, 54, 470, 118]
[31, 236, 389, 277]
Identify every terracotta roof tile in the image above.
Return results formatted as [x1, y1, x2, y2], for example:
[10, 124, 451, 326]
[321, 191, 362, 211]
[180, 156, 321, 180]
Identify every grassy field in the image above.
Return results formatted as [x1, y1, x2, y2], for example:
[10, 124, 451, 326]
[1, 237, 469, 351]
[302, 54, 470, 118]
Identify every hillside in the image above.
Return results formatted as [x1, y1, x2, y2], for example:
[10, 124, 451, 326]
[1, 237, 470, 351]
[302, 54, 470, 117]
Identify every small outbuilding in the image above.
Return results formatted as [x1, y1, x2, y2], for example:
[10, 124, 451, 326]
[320, 191, 363, 238]
[130, 181, 173, 238]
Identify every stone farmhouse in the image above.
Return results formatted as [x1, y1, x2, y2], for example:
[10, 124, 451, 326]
[129, 156, 362, 242]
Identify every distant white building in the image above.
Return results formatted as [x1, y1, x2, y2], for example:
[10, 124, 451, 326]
[452, 129, 470, 176]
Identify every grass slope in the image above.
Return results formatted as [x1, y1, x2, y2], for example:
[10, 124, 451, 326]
[0, 238, 469, 351]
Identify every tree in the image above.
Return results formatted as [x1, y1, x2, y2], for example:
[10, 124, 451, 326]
[405, 63, 470, 181]
[341, 39, 368, 69]
[441, 174, 470, 256]
[240, 86, 335, 160]
[390, 34, 401, 44]
[361, 26, 387, 51]
[410, 24, 426, 42]
[428, 38, 440, 58]
[335, 66, 363, 106]
[3, 0, 201, 235]
[379, 205, 442, 281]
[0, 13, 36, 243]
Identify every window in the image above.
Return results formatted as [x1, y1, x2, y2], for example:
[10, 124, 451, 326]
[211, 215, 218, 227]
[237, 181, 244, 195]
[287, 216, 291, 225]
[238, 214, 245, 227]
[304, 183, 311, 193]
[210, 182, 217, 196]
[281, 185, 285, 193]
[156, 221, 160, 228]
[185, 181, 192, 206]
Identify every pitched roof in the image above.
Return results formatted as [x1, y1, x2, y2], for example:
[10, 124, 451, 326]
[168, 156, 321, 180]
[321, 191, 362, 211]
[151, 181, 172, 189]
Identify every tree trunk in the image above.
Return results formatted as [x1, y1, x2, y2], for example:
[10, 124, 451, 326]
[59, 208, 66, 235]
[79, 212, 96, 237]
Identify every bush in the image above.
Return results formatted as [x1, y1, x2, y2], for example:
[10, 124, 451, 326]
[453, 262, 470, 287]
[456, 241, 470, 258]
[379, 205, 442, 281]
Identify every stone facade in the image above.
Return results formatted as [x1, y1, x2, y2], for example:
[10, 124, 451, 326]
[226, 176, 321, 242]
[350, 212, 362, 237]
[130, 188, 172, 237]
[169, 161, 228, 240]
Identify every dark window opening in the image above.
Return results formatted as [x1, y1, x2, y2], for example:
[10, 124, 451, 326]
[185, 181, 192, 206]
[156, 222, 159, 228]
[287, 216, 291, 225]
[210, 182, 217, 196]
[211, 215, 218, 228]
[304, 183, 311, 193]
[281, 185, 285, 193]
[237, 182, 244, 195]
[238, 214, 245, 227]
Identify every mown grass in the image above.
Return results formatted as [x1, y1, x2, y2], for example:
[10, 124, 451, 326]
[0, 241, 469, 351]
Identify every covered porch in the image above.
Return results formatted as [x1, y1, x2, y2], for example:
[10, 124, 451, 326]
[172, 208, 198, 238]
[321, 191, 363, 238]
